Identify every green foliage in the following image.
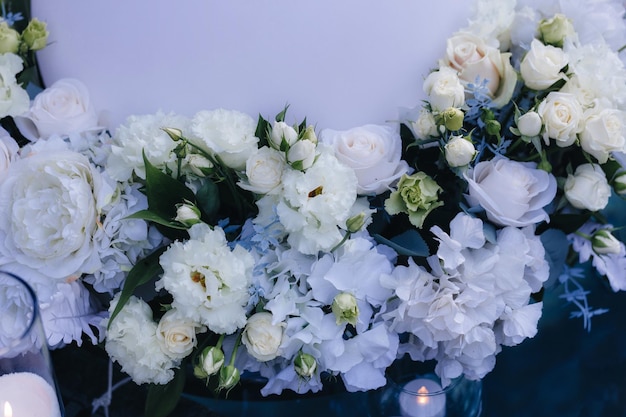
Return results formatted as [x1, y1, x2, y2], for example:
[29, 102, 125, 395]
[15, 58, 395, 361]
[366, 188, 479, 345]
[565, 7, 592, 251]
[144, 367, 186, 417]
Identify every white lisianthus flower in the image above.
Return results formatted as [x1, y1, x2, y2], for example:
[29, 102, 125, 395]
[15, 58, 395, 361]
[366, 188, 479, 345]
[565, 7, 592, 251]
[579, 106, 626, 164]
[157, 223, 254, 334]
[320, 124, 409, 195]
[465, 157, 557, 227]
[156, 308, 204, 360]
[516, 111, 542, 137]
[106, 112, 190, 182]
[0, 141, 114, 280]
[423, 67, 466, 111]
[443, 31, 517, 107]
[190, 109, 259, 170]
[564, 163, 611, 211]
[19, 78, 99, 139]
[276, 148, 358, 254]
[241, 312, 284, 362]
[270, 121, 298, 148]
[0, 53, 29, 118]
[537, 92, 583, 147]
[445, 135, 476, 167]
[520, 39, 568, 90]
[104, 294, 176, 385]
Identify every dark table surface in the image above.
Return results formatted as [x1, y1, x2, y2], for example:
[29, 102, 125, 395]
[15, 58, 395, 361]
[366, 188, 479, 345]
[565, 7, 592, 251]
[52, 272, 626, 417]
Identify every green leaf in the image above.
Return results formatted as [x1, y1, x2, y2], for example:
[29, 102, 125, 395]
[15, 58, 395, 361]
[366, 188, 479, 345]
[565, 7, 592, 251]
[144, 367, 186, 417]
[195, 179, 220, 221]
[143, 151, 196, 218]
[255, 114, 270, 147]
[107, 247, 166, 329]
[374, 230, 430, 257]
[126, 210, 188, 230]
[275, 105, 289, 122]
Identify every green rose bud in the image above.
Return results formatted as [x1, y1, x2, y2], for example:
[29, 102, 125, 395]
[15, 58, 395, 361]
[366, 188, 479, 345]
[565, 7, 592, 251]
[384, 172, 443, 228]
[485, 119, 501, 137]
[218, 365, 240, 391]
[331, 292, 359, 326]
[22, 18, 49, 51]
[539, 14, 575, 48]
[345, 212, 366, 233]
[0, 23, 20, 54]
[591, 229, 621, 255]
[440, 107, 464, 131]
[194, 346, 225, 378]
[302, 125, 318, 144]
[294, 351, 317, 378]
[613, 172, 626, 195]
[175, 202, 202, 227]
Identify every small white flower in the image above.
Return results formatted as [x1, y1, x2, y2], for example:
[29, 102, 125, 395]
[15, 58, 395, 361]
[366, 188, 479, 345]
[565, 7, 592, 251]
[516, 111, 542, 137]
[241, 312, 284, 362]
[445, 136, 476, 167]
[411, 109, 438, 139]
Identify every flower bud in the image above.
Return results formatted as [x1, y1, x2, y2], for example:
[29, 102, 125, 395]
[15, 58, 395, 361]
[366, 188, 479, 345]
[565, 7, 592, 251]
[22, 18, 49, 51]
[517, 111, 542, 137]
[185, 153, 214, 177]
[302, 125, 318, 144]
[591, 230, 621, 255]
[175, 202, 201, 226]
[0, 23, 20, 54]
[539, 14, 575, 48]
[331, 292, 359, 326]
[294, 351, 317, 378]
[485, 119, 501, 137]
[270, 121, 298, 150]
[194, 346, 225, 378]
[613, 172, 626, 195]
[218, 365, 240, 391]
[440, 107, 464, 131]
[444, 136, 475, 167]
[162, 127, 184, 142]
[345, 213, 366, 233]
[287, 140, 317, 170]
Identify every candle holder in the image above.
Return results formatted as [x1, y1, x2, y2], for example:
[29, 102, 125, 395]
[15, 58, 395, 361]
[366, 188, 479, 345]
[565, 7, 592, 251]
[0, 271, 64, 417]
[371, 356, 482, 417]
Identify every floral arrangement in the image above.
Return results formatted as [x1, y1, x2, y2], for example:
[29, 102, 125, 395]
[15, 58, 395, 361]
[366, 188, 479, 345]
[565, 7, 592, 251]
[1, 0, 626, 416]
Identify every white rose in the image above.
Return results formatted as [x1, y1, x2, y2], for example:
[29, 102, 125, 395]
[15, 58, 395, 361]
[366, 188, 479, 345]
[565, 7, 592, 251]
[411, 109, 438, 139]
[241, 312, 284, 362]
[444, 32, 517, 108]
[320, 124, 409, 195]
[190, 109, 259, 170]
[270, 121, 298, 149]
[537, 92, 583, 147]
[156, 309, 202, 360]
[287, 139, 316, 170]
[238, 146, 285, 194]
[580, 107, 625, 164]
[445, 135, 476, 167]
[564, 163, 611, 211]
[21, 78, 99, 139]
[0, 146, 113, 279]
[520, 39, 568, 90]
[517, 111, 542, 137]
[0, 53, 29, 118]
[423, 67, 466, 111]
[465, 157, 557, 227]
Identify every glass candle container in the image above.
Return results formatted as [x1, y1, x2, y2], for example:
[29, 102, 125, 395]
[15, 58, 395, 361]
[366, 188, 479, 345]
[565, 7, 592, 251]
[0, 271, 64, 417]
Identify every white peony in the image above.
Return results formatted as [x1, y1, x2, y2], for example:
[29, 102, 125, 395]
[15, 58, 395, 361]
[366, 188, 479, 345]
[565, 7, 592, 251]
[320, 124, 409, 195]
[423, 67, 466, 111]
[106, 112, 190, 182]
[0, 140, 114, 280]
[465, 157, 557, 227]
[564, 163, 611, 211]
[241, 312, 284, 362]
[157, 223, 254, 334]
[190, 109, 259, 170]
[520, 39, 568, 90]
[19, 78, 99, 139]
[0, 53, 29, 118]
[104, 294, 176, 385]
[537, 92, 583, 147]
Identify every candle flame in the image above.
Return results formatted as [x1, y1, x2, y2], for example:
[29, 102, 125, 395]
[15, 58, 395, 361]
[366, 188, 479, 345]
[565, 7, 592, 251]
[3, 401, 12, 417]
[416, 385, 429, 405]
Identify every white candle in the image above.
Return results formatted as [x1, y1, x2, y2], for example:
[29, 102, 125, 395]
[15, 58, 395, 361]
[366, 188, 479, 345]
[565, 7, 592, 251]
[0, 372, 61, 417]
[399, 378, 446, 417]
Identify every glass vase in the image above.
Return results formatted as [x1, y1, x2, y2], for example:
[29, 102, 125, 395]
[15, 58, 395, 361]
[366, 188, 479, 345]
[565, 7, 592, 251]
[0, 271, 64, 417]
[370, 357, 482, 417]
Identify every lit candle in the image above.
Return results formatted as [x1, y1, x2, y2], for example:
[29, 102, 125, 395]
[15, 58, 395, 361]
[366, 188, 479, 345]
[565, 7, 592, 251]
[399, 378, 446, 417]
[0, 372, 61, 417]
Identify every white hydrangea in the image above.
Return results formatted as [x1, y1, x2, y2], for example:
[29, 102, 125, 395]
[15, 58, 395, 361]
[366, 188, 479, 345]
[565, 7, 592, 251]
[104, 294, 176, 385]
[157, 223, 254, 334]
[106, 112, 190, 181]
